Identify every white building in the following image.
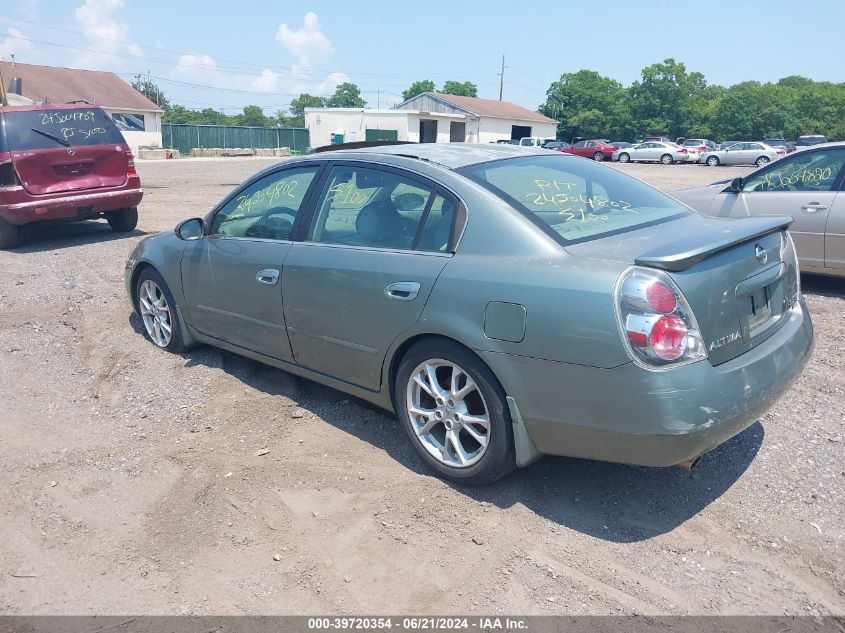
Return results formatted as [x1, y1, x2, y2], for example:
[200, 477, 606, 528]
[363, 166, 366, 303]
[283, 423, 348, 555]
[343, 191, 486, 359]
[0, 61, 163, 155]
[305, 92, 558, 147]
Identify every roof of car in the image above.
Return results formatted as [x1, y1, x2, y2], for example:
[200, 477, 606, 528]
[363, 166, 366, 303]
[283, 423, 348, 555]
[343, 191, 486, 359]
[326, 142, 556, 169]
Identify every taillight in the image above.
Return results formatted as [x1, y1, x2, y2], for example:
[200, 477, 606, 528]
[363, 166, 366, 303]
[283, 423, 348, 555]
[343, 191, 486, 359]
[677, 148, 687, 153]
[0, 161, 20, 188]
[614, 267, 707, 369]
[126, 151, 137, 177]
[699, 145, 707, 152]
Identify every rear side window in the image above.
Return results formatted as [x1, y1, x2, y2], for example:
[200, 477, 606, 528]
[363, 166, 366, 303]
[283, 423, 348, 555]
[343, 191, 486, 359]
[3, 108, 125, 150]
[459, 155, 686, 244]
[112, 113, 145, 132]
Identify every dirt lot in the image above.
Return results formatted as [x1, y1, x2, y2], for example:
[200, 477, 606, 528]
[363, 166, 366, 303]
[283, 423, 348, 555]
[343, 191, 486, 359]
[1, 157, 843, 615]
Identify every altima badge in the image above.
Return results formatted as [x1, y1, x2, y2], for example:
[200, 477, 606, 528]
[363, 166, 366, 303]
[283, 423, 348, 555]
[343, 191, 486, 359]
[755, 245, 768, 265]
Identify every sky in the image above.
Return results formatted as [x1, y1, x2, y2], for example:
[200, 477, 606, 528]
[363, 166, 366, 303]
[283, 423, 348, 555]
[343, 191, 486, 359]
[1, 0, 843, 115]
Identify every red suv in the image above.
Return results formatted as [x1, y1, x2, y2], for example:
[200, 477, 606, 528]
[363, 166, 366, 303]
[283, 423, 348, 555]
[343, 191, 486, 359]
[0, 104, 143, 248]
[561, 139, 616, 161]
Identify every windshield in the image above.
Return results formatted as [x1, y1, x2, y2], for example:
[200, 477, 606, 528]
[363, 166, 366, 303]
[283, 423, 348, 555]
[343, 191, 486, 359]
[2, 108, 125, 150]
[458, 155, 687, 244]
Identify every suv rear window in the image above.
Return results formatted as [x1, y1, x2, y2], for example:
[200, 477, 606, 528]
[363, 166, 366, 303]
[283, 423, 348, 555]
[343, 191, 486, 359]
[2, 107, 125, 151]
[459, 155, 687, 244]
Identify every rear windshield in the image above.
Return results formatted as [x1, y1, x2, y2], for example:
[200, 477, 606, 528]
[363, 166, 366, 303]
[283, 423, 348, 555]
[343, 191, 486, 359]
[2, 108, 125, 150]
[458, 155, 687, 244]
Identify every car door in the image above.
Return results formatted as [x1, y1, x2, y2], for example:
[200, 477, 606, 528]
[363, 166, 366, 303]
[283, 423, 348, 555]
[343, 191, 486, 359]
[711, 147, 845, 270]
[180, 163, 324, 361]
[282, 163, 460, 391]
[643, 142, 661, 161]
[571, 141, 588, 157]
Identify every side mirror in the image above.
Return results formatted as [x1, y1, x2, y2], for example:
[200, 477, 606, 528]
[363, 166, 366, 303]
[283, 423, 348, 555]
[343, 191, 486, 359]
[729, 177, 744, 193]
[175, 217, 205, 240]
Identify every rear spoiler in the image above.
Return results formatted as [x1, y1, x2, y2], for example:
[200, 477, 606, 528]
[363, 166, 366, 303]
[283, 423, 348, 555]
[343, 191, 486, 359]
[635, 216, 793, 272]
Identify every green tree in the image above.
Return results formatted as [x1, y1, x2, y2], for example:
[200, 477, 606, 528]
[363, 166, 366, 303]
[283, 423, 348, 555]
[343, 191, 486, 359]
[402, 79, 435, 101]
[540, 70, 631, 140]
[130, 76, 170, 111]
[628, 58, 706, 138]
[234, 105, 269, 127]
[441, 80, 477, 97]
[326, 82, 366, 108]
[290, 93, 326, 117]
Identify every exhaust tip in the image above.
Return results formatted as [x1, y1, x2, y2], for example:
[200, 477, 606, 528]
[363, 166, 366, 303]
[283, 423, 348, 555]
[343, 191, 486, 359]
[677, 456, 702, 470]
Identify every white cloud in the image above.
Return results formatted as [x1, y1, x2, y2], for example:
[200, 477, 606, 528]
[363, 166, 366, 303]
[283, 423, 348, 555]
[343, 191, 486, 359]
[0, 27, 33, 61]
[73, 0, 144, 69]
[276, 12, 333, 69]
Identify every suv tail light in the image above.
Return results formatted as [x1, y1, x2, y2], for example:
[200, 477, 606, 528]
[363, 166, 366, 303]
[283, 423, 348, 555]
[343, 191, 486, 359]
[126, 151, 137, 177]
[0, 161, 20, 188]
[614, 267, 708, 369]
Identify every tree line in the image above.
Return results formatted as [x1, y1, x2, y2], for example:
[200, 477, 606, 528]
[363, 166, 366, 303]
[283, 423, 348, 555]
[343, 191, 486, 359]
[539, 59, 845, 142]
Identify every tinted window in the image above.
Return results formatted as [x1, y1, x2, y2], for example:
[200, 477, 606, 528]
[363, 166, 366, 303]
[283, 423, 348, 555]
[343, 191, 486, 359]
[744, 148, 845, 193]
[112, 112, 145, 132]
[3, 108, 125, 150]
[211, 166, 319, 239]
[459, 155, 686, 244]
[309, 166, 443, 250]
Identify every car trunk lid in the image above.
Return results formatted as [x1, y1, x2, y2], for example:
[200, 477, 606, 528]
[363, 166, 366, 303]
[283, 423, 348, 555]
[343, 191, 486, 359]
[3, 107, 129, 195]
[566, 214, 800, 365]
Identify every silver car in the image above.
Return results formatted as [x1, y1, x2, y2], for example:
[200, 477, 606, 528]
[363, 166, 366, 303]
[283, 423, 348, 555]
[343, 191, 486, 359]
[124, 144, 812, 484]
[614, 141, 697, 164]
[700, 142, 785, 167]
[674, 142, 845, 277]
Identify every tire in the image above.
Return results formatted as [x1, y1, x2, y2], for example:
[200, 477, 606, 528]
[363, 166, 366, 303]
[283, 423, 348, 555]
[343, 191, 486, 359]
[593, 151, 604, 162]
[660, 153, 674, 165]
[0, 216, 20, 249]
[394, 339, 516, 485]
[107, 207, 138, 232]
[755, 156, 770, 167]
[618, 153, 630, 163]
[135, 267, 186, 352]
[706, 156, 720, 167]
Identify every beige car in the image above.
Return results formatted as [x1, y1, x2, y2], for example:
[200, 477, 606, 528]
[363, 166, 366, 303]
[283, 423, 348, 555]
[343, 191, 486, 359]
[673, 142, 845, 277]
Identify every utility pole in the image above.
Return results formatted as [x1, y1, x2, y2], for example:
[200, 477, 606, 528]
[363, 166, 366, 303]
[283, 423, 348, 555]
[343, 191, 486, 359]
[497, 54, 507, 101]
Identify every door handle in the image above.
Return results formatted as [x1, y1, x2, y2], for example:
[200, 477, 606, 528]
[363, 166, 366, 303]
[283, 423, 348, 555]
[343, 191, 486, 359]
[800, 203, 828, 212]
[384, 281, 421, 301]
[256, 268, 280, 285]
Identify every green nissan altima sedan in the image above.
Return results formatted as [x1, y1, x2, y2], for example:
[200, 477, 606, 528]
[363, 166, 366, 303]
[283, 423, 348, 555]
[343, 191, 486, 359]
[125, 144, 813, 484]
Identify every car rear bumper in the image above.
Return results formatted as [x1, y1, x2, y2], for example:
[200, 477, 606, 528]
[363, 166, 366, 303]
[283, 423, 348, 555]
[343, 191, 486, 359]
[0, 185, 143, 225]
[479, 299, 813, 467]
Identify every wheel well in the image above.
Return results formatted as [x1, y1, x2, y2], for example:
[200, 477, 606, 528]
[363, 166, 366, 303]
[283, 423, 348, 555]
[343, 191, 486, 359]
[129, 262, 154, 312]
[386, 334, 488, 410]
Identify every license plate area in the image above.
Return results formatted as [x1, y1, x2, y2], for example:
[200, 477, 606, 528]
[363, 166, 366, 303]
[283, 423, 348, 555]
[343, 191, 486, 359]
[747, 285, 774, 337]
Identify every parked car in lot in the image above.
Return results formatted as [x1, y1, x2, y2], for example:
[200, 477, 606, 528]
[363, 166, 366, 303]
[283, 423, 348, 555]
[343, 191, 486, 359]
[0, 103, 142, 249]
[642, 135, 673, 143]
[614, 141, 696, 164]
[717, 140, 742, 151]
[674, 142, 845, 278]
[700, 142, 785, 167]
[519, 137, 554, 148]
[795, 135, 828, 150]
[763, 138, 793, 154]
[683, 138, 716, 154]
[561, 139, 616, 161]
[543, 141, 571, 151]
[125, 143, 812, 483]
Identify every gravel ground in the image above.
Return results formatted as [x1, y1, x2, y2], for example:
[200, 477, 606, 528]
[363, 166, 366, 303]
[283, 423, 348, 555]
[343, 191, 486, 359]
[0, 157, 842, 615]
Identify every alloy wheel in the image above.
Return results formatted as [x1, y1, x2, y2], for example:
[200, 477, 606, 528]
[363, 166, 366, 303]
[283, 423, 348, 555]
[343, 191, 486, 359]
[661, 154, 673, 165]
[405, 359, 490, 468]
[756, 156, 770, 166]
[593, 152, 604, 161]
[707, 156, 719, 166]
[619, 153, 630, 163]
[139, 279, 173, 347]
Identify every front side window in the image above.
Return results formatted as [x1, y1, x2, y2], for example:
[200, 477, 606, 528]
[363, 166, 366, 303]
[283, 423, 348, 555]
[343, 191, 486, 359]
[308, 166, 446, 250]
[210, 166, 319, 239]
[459, 155, 686, 244]
[744, 148, 845, 193]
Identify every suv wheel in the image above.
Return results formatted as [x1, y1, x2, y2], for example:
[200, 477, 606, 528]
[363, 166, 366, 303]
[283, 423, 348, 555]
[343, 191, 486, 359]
[107, 207, 138, 232]
[0, 217, 20, 249]
[394, 339, 516, 485]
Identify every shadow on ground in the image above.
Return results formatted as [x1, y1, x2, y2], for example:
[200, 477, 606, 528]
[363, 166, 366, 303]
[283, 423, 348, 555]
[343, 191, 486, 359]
[9, 220, 146, 253]
[801, 273, 845, 298]
[129, 310, 762, 544]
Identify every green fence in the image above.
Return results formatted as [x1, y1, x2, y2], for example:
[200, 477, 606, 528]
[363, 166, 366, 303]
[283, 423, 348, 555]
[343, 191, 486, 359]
[161, 124, 309, 155]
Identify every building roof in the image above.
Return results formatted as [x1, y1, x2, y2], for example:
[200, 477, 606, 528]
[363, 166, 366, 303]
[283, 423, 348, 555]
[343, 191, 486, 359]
[0, 61, 161, 112]
[400, 92, 557, 124]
